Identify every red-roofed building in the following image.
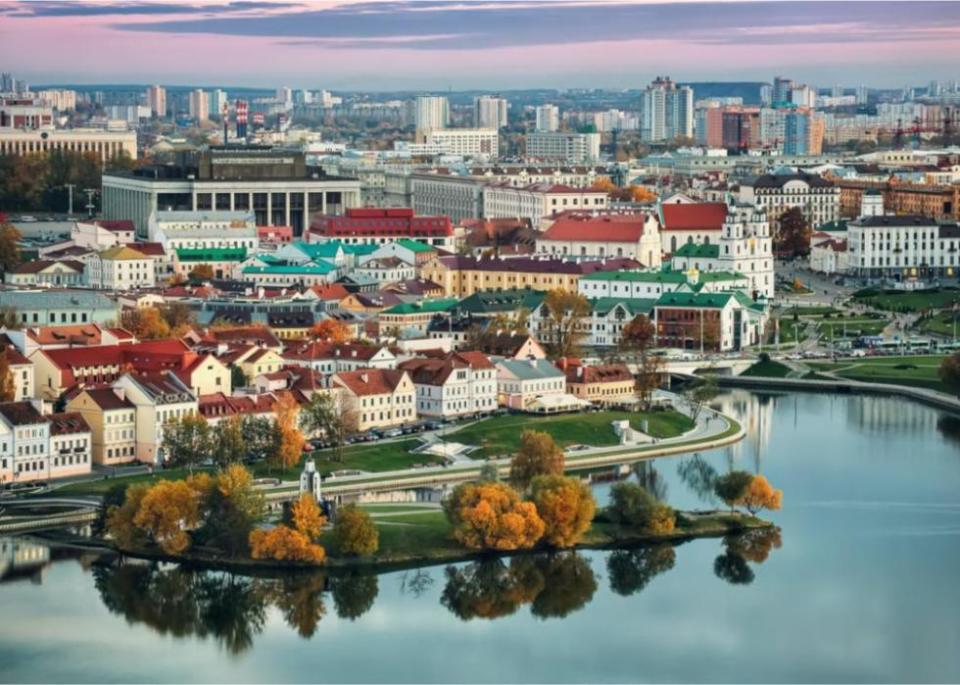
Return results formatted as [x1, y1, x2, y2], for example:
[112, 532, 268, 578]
[331, 368, 416, 432]
[31, 339, 231, 400]
[398, 351, 496, 419]
[658, 201, 729, 254]
[307, 208, 454, 249]
[72, 219, 136, 250]
[283, 341, 396, 375]
[535, 213, 662, 267]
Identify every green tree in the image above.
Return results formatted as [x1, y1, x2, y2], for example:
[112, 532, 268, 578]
[160, 413, 212, 473]
[939, 353, 960, 393]
[542, 289, 591, 359]
[510, 430, 565, 490]
[606, 544, 676, 596]
[713, 470, 755, 512]
[0, 217, 22, 274]
[332, 504, 379, 556]
[685, 375, 719, 421]
[330, 572, 379, 621]
[230, 366, 248, 390]
[300, 392, 357, 462]
[240, 415, 277, 463]
[608, 481, 675, 534]
[212, 415, 247, 467]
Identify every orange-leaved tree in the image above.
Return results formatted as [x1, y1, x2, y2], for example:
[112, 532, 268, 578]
[510, 430, 565, 490]
[0, 349, 16, 402]
[443, 481, 545, 551]
[271, 393, 304, 470]
[529, 474, 596, 548]
[332, 504, 379, 556]
[121, 307, 171, 340]
[739, 475, 783, 515]
[310, 319, 350, 343]
[249, 525, 326, 563]
[132, 480, 203, 555]
[291, 493, 326, 541]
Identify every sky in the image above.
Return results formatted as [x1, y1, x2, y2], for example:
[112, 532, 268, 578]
[2, 0, 960, 90]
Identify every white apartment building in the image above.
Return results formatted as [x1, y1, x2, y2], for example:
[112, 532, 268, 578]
[847, 215, 960, 280]
[411, 173, 484, 223]
[189, 89, 209, 123]
[399, 352, 497, 419]
[146, 85, 166, 118]
[87, 245, 156, 290]
[414, 95, 449, 133]
[483, 182, 609, 226]
[0, 401, 92, 484]
[535, 104, 560, 132]
[641, 76, 693, 142]
[420, 128, 499, 157]
[36, 89, 76, 111]
[475, 96, 509, 129]
[738, 173, 840, 235]
[149, 210, 258, 252]
[526, 131, 601, 163]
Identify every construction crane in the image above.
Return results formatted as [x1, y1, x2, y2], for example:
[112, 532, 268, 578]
[894, 118, 905, 149]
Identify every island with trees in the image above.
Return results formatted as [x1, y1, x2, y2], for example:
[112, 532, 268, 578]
[88, 424, 781, 574]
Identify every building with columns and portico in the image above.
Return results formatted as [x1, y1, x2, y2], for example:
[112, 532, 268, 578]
[102, 145, 362, 238]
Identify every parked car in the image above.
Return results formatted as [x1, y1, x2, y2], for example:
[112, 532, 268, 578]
[383, 428, 403, 438]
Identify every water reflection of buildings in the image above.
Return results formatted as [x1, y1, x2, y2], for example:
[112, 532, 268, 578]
[0, 538, 51, 585]
[713, 389, 775, 471]
[847, 395, 939, 434]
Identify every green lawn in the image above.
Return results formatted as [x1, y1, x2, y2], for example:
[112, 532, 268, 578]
[340, 511, 461, 562]
[917, 312, 960, 337]
[359, 504, 438, 515]
[741, 359, 793, 378]
[251, 439, 446, 481]
[447, 410, 695, 459]
[816, 319, 890, 341]
[853, 287, 960, 313]
[55, 466, 215, 496]
[806, 355, 949, 392]
[785, 306, 840, 316]
[766, 321, 807, 344]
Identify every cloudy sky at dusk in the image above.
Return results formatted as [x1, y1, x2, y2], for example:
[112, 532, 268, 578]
[2, 0, 960, 90]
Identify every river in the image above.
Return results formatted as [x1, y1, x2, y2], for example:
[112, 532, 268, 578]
[1, 390, 959, 683]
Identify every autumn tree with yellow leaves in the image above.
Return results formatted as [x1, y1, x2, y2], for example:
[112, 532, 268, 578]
[132, 480, 203, 555]
[443, 481, 545, 551]
[249, 525, 326, 563]
[291, 493, 326, 541]
[739, 475, 783, 515]
[309, 318, 351, 343]
[271, 394, 305, 471]
[529, 475, 596, 548]
[333, 504, 379, 556]
[510, 430, 565, 490]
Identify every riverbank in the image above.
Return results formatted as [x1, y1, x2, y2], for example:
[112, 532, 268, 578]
[35, 509, 773, 577]
[717, 373, 960, 415]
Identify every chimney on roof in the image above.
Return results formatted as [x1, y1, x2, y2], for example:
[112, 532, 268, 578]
[360, 372, 369, 383]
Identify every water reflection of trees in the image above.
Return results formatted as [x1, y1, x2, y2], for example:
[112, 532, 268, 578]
[677, 456, 719, 505]
[606, 544, 676, 596]
[712, 527, 783, 586]
[936, 415, 960, 447]
[441, 552, 597, 621]
[634, 462, 667, 501]
[93, 563, 378, 652]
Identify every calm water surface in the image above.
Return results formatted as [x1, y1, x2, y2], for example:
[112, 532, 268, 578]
[2, 390, 960, 683]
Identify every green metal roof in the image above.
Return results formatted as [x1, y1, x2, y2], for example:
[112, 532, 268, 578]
[589, 297, 657, 316]
[655, 292, 734, 309]
[382, 298, 459, 315]
[175, 247, 247, 262]
[497, 358, 565, 381]
[243, 263, 336, 275]
[395, 238, 435, 254]
[580, 269, 686, 283]
[457, 288, 545, 314]
[673, 243, 720, 259]
[290, 241, 342, 260]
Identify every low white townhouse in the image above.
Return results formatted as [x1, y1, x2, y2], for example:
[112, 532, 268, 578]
[398, 351, 498, 419]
